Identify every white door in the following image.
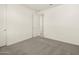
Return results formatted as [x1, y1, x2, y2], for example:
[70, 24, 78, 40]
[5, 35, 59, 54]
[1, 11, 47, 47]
[0, 28, 6, 47]
[32, 13, 40, 37]
[40, 14, 44, 37]
[0, 4, 6, 47]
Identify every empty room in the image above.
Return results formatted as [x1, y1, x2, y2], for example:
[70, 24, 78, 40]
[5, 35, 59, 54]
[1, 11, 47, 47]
[0, 4, 79, 55]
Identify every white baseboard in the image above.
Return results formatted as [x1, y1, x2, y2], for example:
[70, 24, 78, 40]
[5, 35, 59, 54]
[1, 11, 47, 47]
[45, 35, 79, 46]
[7, 33, 32, 46]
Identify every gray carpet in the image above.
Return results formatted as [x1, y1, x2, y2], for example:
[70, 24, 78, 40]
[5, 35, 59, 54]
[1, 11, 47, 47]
[0, 36, 79, 55]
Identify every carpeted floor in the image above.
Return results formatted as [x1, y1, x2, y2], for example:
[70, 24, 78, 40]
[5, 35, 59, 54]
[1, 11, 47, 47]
[0, 36, 79, 55]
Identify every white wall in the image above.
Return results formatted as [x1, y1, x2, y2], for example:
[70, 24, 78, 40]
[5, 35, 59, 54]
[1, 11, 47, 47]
[6, 5, 36, 45]
[40, 5, 79, 45]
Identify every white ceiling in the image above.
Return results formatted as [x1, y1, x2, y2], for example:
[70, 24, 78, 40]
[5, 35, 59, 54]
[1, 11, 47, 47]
[26, 4, 60, 11]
